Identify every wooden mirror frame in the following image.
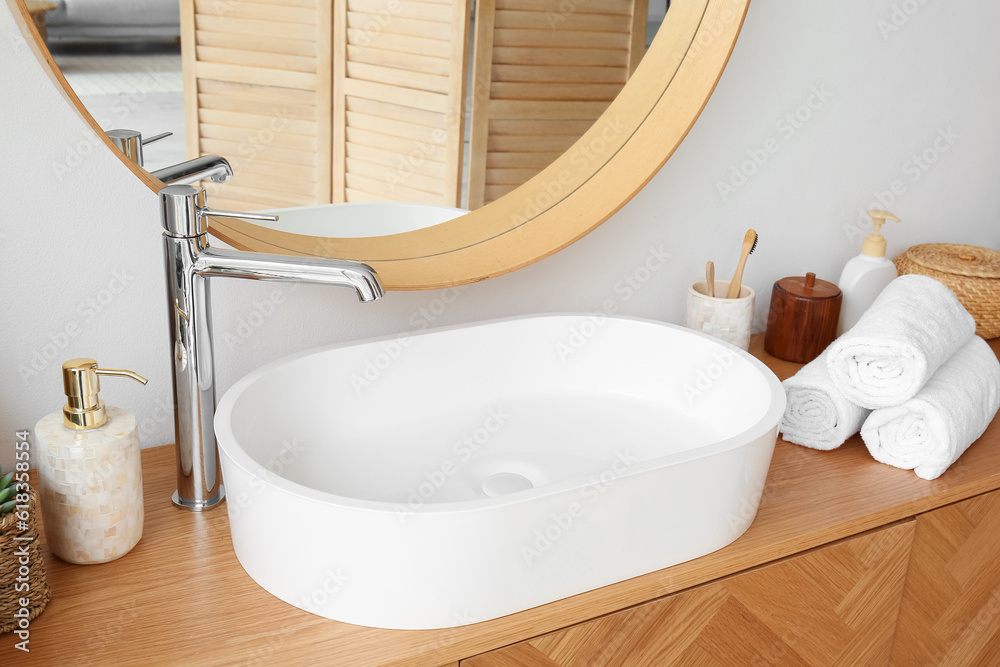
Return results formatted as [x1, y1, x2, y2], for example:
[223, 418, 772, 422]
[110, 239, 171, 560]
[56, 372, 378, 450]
[10, 0, 748, 290]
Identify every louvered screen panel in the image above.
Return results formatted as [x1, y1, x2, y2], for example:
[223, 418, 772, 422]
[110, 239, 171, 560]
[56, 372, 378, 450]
[180, 0, 332, 211]
[467, 0, 647, 208]
[333, 0, 470, 206]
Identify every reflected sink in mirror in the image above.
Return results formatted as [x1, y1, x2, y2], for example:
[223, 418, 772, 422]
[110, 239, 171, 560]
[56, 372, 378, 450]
[214, 314, 785, 629]
[254, 201, 467, 238]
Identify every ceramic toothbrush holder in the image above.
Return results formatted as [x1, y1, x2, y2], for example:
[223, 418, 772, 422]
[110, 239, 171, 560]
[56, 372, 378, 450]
[685, 280, 755, 350]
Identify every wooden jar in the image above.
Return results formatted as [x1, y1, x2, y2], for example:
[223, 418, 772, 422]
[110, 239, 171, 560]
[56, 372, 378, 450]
[765, 272, 842, 363]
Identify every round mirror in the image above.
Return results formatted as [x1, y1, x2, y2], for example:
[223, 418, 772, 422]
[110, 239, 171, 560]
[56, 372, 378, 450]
[12, 0, 748, 289]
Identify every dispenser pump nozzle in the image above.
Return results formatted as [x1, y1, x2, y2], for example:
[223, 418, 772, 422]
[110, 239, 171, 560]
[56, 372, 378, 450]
[61, 358, 148, 430]
[862, 209, 901, 258]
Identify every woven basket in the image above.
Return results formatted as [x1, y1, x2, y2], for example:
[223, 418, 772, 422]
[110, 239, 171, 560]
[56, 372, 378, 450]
[894, 243, 1000, 339]
[0, 485, 51, 634]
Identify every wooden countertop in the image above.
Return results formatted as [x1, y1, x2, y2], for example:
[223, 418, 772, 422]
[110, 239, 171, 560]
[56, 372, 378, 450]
[5, 336, 1000, 666]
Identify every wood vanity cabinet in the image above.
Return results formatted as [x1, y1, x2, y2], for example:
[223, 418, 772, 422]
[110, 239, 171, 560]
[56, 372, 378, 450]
[462, 489, 1000, 667]
[891, 490, 1000, 666]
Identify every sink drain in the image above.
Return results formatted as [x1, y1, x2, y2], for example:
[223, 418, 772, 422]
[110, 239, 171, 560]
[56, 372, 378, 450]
[481, 472, 534, 498]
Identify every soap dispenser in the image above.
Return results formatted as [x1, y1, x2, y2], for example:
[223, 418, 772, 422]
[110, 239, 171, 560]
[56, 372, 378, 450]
[33, 359, 148, 564]
[837, 209, 900, 335]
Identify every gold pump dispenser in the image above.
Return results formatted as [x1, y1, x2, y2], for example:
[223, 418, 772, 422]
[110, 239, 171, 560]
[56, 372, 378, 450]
[61, 358, 147, 430]
[36, 358, 149, 564]
[861, 209, 901, 258]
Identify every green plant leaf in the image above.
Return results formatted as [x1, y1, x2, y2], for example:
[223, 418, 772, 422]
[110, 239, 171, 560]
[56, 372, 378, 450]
[0, 471, 13, 492]
[0, 487, 13, 505]
[0, 500, 15, 515]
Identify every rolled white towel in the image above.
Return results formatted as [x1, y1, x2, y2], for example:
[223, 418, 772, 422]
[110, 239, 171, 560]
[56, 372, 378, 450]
[826, 275, 976, 409]
[861, 336, 1000, 480]
[779, 349, 871, 450]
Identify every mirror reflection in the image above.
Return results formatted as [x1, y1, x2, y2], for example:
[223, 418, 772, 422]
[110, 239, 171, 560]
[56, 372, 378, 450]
[40, 0, 670, 214]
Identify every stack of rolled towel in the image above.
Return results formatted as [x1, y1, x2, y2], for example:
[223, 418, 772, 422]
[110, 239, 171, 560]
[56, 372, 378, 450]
[778, 274, 1000, 480]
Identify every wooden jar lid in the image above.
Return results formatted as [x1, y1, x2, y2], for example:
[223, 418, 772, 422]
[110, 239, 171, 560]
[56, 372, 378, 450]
[774, 272, 842, 299]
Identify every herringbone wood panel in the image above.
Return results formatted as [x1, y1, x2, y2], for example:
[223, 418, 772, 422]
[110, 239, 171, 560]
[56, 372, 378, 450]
[891, 491, 1000, 667]
[464, 521, 915, 667]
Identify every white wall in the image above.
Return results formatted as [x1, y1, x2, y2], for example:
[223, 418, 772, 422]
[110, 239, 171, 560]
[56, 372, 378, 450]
[2, 0, 998, 474]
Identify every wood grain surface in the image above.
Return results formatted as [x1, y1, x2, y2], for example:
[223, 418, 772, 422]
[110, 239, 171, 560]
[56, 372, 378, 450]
[891, 491, 1000, 666]
[2, 336, 999, 666]
[468, 521, 915, 666]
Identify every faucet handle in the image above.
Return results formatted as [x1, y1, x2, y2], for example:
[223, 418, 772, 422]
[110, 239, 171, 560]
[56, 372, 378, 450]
[107, 129, 173, 167]
[160, 184, 278, 237]
[142, 131, 173, 146]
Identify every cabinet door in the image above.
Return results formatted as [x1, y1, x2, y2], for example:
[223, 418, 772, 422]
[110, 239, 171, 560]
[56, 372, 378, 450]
[463, 521, 914, 666]
[891, 490, 1000, 666]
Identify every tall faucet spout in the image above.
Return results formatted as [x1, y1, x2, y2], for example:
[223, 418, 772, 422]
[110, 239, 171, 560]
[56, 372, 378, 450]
[153, 155, 234, 185]
[195, 248, 385, 302]
[159, 183, 385, 511]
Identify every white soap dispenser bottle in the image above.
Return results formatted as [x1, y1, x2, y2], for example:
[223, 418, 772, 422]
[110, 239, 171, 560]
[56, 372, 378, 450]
[837, 209, 900, 335]
[33, 358, 148, 564]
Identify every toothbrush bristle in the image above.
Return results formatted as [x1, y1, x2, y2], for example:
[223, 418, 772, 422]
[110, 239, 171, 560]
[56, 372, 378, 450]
[749, 234, 758, 255]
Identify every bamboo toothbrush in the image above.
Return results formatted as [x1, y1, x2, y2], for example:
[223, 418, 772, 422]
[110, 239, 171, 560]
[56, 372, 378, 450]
[726, 229, 758, 298]
[705, 261, 715, 297]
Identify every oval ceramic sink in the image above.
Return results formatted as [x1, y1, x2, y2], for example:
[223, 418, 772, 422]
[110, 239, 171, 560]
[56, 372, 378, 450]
[215, 314, 785, 629]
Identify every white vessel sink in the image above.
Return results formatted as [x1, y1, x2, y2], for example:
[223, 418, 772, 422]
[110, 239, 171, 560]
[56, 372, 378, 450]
[215, 314, 785, 629]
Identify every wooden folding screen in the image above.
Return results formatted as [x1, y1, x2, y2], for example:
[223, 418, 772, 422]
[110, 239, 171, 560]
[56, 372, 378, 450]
[467, 0, 648, 209]
[180, 0, 333, 211]
[332, 0, 470, 206]
[181, 0, 470, 212]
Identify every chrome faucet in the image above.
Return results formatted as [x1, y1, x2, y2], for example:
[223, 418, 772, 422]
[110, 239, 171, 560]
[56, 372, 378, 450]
[106, 128, 234, 185]
[159, 184, 384, 510]
[152, 155, 234, 186]
[106, 129, 172, 167]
